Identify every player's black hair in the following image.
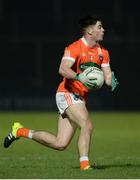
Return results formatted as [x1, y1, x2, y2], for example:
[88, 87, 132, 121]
[78, 15, 102, 33]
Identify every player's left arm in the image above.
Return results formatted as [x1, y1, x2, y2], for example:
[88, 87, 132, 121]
[101, 49, 119, 91]
[101, 66, 112, 87]
[102, 66, 119, 91]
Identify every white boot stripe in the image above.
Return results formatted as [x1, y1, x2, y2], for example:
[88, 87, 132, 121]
[8, 136, 11, 140]
[9, 133, 13, 138]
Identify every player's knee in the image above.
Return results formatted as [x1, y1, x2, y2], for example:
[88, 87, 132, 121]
[79, 115, 93, 131]
[86, 120, 93, 133]
[82, 120, 93, 134]
[55, 140, 68, 151]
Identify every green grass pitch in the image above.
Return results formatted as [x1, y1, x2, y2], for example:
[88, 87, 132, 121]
[0, 111, 140, 179]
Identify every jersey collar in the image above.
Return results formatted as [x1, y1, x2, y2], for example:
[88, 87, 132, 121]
[81, 36, 99, 48]
[81, 37, 88, 47]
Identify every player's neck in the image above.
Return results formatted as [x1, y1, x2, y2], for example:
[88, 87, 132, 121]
[83, 35, 97, 48]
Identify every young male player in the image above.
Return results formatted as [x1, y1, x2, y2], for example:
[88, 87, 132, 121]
[4, 15, 118, 170]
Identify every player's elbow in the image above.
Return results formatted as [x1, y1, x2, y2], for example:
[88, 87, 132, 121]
[58, 65, 65, 77]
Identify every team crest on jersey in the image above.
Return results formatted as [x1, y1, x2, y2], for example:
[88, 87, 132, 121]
[99, 54, 103, 61]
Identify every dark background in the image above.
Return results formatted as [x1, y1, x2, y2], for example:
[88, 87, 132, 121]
[0, 0, 139, 111]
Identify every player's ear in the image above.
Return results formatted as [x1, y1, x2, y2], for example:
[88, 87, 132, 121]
[86, 26, 93, 35]
[88, 32, 92, 35]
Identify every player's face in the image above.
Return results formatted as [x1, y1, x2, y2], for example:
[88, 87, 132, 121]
[87, 21, 105, 41]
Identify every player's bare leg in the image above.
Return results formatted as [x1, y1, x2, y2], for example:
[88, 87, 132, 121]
[4, 115, 77, 151]
[65, 103, 93, 170]
[32, 115, 77, 150]
[4, 103, 93, 170]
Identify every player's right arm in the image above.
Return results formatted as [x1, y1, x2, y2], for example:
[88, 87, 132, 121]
[58, 58, 77, 79]
[59, 59, 95, 86]
[59, 46, 78, 79]
[59, 45, 91, 85]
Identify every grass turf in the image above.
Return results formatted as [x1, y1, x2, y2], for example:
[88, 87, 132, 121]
[0, 111, 140, 178]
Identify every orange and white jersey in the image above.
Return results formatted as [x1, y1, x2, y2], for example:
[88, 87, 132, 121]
[57, 37, 110, 99]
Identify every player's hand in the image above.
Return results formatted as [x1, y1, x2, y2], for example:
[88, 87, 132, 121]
[76, 71, 98, 89]
[76, 67, 93, 84]
[112, 72, 119, 91]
